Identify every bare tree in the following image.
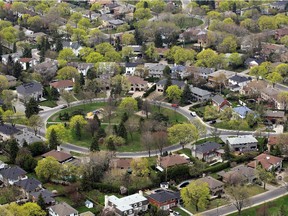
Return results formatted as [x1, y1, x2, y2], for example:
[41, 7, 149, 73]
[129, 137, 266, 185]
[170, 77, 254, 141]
[153, 131, 168, 156]
[210, 127, 221, 142]
[125, 118, 139, 140]
[141, 131, 154, 157]
[60, 90, 74, 107]
[225, 185, 250, 216]
[142, 100, 151, 119]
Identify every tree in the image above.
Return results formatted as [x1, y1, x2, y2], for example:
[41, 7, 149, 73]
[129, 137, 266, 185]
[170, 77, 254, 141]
[180, 84, 193, 105]
[225, 185, 250, 216]
[130, 158, 150, 177]
[181, 180, 210, 212]
[25, 98, 39, 118]
[266, 72, 283, 87]
[75, 121, 81, 140]
[0, 75, 8, 92]
[86, 117, 101, 137]
[134, 8, 152, 20]
[15, 148, 37, 172]
[9, 139, 19, 164]
[12, 61, 23, 78]
[0, 202, 46, 216]
[217, 36, 237, 53]
[144, 43, 159, 61]
[48, 128, 60, 150]
[152, 131, 167, 156]
[90, 135, 100, 151]
[223, 143, 232, 160]
[277, 92, 288, 111]
[72, 28, 86, 44]
[55, 38, 63, 52]
[168, 123, 199, 149]
[57, 66, 79, 80]
[220, 107, 233, 121]
[35, 156, 61, 182]
[121, 32, 135, 45]
[95, 42, 114, 55]
[165, 85, 182, 102]
[46, 124, 66, 142]
[141, 131, 154, 157]
[228, 53, 243, 69]
[90, 2, 101, 12]
[58, 48, 76, 63]
[70, 12, 82, 28]
[104, 135, 125, 150]
[204, 106, 219, 121]
[60, 90, 74, 107]
[28, 115, 43, 135]
[119, 97, 138, 116]
[117, 121, 127, 140]
[257, 167, 274, 190]
[245, 112, 257, 128]
[37, 194, 46, 210]
[163, 76, 172, 95]
[196, 48, 224, 69]
[125, 118, 138, 140]
[85, 52, 105, 63]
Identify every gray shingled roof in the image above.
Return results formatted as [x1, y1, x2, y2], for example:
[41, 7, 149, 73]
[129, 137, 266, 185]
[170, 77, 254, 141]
[16, 82, 43, 95]
[14, 178, 41, 192]
[157, 79, 185, 88]
[212, 95, 225, 105]
[0, 124, 20, 136]
[31, 189, 55, 204]
[190, 86, 211, 96]
[50, 202, 78, 216]
[0, 166, 27, 181]
[229, 75, 250, 83]
[147, 190, 180, 203]
[195, 141, 221, 154]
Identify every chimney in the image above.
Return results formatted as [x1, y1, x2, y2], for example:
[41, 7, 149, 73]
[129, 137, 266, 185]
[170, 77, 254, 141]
[139, 190, 143, 196]
[56, 146, 61, 151]
[104, 195, 109, 207]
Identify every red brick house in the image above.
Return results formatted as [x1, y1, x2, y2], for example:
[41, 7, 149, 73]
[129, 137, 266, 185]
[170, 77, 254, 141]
[147, 190, 180, 210]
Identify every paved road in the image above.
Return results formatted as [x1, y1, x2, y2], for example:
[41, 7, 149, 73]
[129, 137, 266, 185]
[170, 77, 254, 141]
[202, 187, 288, 216]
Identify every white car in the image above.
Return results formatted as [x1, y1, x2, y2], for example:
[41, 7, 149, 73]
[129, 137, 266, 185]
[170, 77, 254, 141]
[190, 112, 197, 117]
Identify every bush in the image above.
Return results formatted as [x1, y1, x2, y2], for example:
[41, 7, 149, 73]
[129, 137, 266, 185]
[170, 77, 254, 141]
[143, 84, 156, 98]
[231, 152, 259, 164]
[28, 142, 48, 156]
[165, 165, 191, 183]
[203, 162, 230, 174]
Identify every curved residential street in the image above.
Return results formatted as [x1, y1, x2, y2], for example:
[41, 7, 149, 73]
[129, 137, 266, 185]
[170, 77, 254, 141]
[37, 98, 274, 157]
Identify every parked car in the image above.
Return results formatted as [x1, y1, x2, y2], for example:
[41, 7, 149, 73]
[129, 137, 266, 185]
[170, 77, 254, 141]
[190, 112, 196, 117]
[210, 120, 216, 124]
[171, 104, 179, 108]
[173, 211, 180, 215]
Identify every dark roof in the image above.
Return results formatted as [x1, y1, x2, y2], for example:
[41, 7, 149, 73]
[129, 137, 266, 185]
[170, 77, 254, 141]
[194, 142, 221, 154]
[50, 202, 78, 216]
[125, 62, 141, 68]
[147, 190, 180, 203]
[212, 95, 225, 105]
[14, 178, 41, 192]
[229, 75, 250, 83]
[0, 166, 27, 181]
[16, 82, 43, 95]
[30, 189, 55, 204]
[157, 79, 185, 88]
[0, 124, 20, 135]
[42, 150, 73, 163]
[244, 58, 264, 65]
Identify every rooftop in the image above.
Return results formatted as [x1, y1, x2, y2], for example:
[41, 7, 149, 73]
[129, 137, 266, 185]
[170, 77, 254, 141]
[193, 141, 221, 154]
[160, 155, 189, 169]
[108, 193, 147, 212]
[42, 150, 73, 163]
[50, 80, 74, 89]
[14, 178, 41, 192]
[50, 202, 78, 216]
[16, 81, 43, 95]
[227, 135, 258, 145]
[212, 95, 225, 105]
[190, 86, 211, 97]
[147, 190, 180, 203]
[198, 176, 224, 189]
[233, 106, 253, 118]
[127, 76, 148, 85]
[0, 124, 20, 136]
[248, 153, 283, 170]
[0, 166, 27, 180]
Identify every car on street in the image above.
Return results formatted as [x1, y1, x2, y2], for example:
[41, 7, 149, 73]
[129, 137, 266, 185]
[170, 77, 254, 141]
[190, 112, 196, 117]
[60, 105, 67, 109]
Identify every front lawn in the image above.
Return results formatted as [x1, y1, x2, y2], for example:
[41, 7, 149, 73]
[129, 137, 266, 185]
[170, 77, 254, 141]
[214, 121, 255, 131]
[39, 100, 58, 108]
[228, 194, 288, 216]
[0, 154, 9, 163]
[247, 184, 267, 197]
[185, 197, 229, 214]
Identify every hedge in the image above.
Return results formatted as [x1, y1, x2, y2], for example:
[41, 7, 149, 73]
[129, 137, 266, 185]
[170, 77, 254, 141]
[143, 84, 156, 98]
[231, 152, 258, 164]
[203, 162, 230, 174]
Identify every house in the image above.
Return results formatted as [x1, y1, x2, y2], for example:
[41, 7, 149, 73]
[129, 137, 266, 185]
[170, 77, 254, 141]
[261, 43, 287, 61]
[5, 75, 17, 87]
[30, 189, 55, 205]
[261, 87, 284, 110]
[108, 19, 125, 28]
[0, 124, 20, 141]
[275, 28, 288, 40]
[267, 136, 278, 152]
[19, 57, 35, 70]
[147, 190, 180, 210]
[0, 166, 27, 185]
[208, 70, 235, 84]
[264, 110, 286, 124]
[14, 178, 42, 197]
[62, 41, 82, 56]
[50, 80, 74, 92]
[79, 212, 95, 216]
[248, 153, 283, 171]
[233, 106, 253, 119]
[1, 51, 23, 65]
[67, 62, 94, 76]
[226, 135, 258, 152]
[211, 95, 230, 111]
[49, 202, 78, 216]
[228, 75, 251, 92]
[14, 25, 34, 36]
[42, 150, 74, 164]
[270, 1, 287, 11]
[14, 128, 43, 146]
[110, 158, 132, 170]
[33, 60, 58, 81]
[127, 76, 148, 92]
[156, 79, 185, 92]
[191, 142, 222, 163]
[218, 165, 258, 184]
[144, 63, 166, 78]
[105, 191, 149, 216]
[244, 57, 265, 68]
[125, 62, 142, 76]
[194, 67, 215, 79]
[85, 200, 93, 209]
[126, 45, 142, 57]
[190, 86, 212, 101]
[171, 65, 187, 79]
[157, 155, 189, 170]
[198, 176, 224, 196]
[16, 81, 43, 101]
[240, 80, 267, 95]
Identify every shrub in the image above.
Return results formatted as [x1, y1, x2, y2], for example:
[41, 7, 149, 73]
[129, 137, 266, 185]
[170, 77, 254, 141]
[166, 165, 191, 183]
[143, 84, 156, 98]
[28, 142, 48, 156]
[203, 162, 230, 174]
[231, 152, 259, 164]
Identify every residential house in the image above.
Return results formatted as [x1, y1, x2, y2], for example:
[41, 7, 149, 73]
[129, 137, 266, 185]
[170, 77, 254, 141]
[261, 87, 284, 110]
[264, 110, 286, 124]
[147, 190, 180, 210]
[261, 43, 287, 61]
[30, 189, 55, 205]
[190, 86, 212, 101]
[218, 165, 258, 184]
[144, 63, 166, 78]
[33, 60, 58, 81]
[240, 80, 267, 95]
[197, 29, 208, 47]
[14, 128, 43, 146]
[5, 75, 17, 87]
[14, 25, 34, 36]
[155, 48, 169, 59]
[171, 65, 188, 79]
[42, 150, 74, 164]
[275, 28, 288, 40]
[85, 200, 93, 209]
[156, 79, 185, 92]
[193, 67, 215, 79]
[105, 191, 149, 216]
[126, 45, 143, 57]
[248, 153, 283, 171]
[49, 202, 78, 216]
[226, 135, 258, 152]
[191, 142, 222, 163]
[67, 62, 94, 76]
[108, 19, 125, 28]
[233, 106, 253, 119]
[0, 166, 27, 185]
[228, 75, 251, 92]
[270, 1, 287, 11]
[157, 155, 189, 171]
[125, 62, 141, 76]
[198, 176, 224, 196]
[50, 80, 74, 92]
[208, 70, 235, 85]
[110, 158, 132, 170]
[14, 178, 42, 198]
[62, 41, 82, 56]
[0, 124, 20, 141]
[127, 76, 148, 92]
[1, 51, 23, 65]
[19, 58, 35, 70]
[211, 95, 230, 111]
[16, 81, 43, 101]
[244, 57, 265, 68]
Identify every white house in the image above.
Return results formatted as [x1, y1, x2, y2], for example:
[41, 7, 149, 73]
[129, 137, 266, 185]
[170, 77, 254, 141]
[62, 41, 82, 56]
[125, 62, 141, 76]
[226, 135, 258, 152]
[85, 200, 94, 209]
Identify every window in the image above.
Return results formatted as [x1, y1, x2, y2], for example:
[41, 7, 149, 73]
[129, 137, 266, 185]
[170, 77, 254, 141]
[139, 202, 142, 207]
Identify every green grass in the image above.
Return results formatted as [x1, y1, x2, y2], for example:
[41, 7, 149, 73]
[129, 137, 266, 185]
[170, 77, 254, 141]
[151, 105, 188, 124]
[0, 155, 9, 163]
[176, 148, 192, 158]
[228, 194, 288, 216]
[175, 17, 203, 29]
[39, 100, 58, 107]
[214, 121, 254, 131]
[185, 198, 229, 214]
[173, 207, 190, 216]
[247, 184, 266, 197]
[195, 137, 224, 145]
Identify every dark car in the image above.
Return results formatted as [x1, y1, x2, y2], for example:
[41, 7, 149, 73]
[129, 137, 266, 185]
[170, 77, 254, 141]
[210, 120, 216, 124]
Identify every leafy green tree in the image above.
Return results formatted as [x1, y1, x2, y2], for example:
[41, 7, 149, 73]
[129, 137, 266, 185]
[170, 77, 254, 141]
[130, 158, 150, 177]
[55, 38, 63, 52]
[223, 143, 232, 160]
[278, 92, 288, 111]
[12, 61, 23, 78]
[37, 193, 46, 210]
[257, 167, 274, 190]
[50, 87, 60, 100]
[180, 84, 192, 105]
[28, 115, 43, 135]
[117, 121, 127, 140]
[165, 85, 183, 102]
[280, 35, 288, 47]
[154, 32, 163, 48]
[75, 121, 81, 140]
[0, 75, 8, 92]
[168, 123, 199, 149]
[57, 48, 76, 64]
[85, 52, 105, 63]
[57, 66, 79, 80]
[48, 128, 60, 150]
[15, 148, 37, 172]
[25, 98, 40, 118]
[46, 124, 66, 142]
[163, 76, 172, 95]
[267, 72, 283, 87]
[119, 97, 138, 116]
[181, 180, 210, 212]
[228, 53, 243, 69]
[134, 8, 152, 20]
[95, 42, 114, 55]
[275, 63, 288, 76]
[220, 107, 233, 121]
[145, 43, 159, 61]
[258, 16, 277, 31]
[217, 36, 237, 53]
[173, 48, 196, 64]
[9, 139, 19, 163]
[70, 12, 82, 28]
[71, 28, 86, 44]
[35, 156, 61, 182]
[204, 106, 219, 121]
[196, 48, 224, 69]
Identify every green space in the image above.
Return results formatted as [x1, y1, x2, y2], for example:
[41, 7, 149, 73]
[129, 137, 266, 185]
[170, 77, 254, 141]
[0, 154, 9, 163]
[185, 197, 229, 214]
[39, 100, 58, 108]
[214, 121, 254, 131]
[175, 17, 203, 29]
[247, 184, 267, 197]
[173, 207, 190, 216]
[228, 194, 288, 216]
